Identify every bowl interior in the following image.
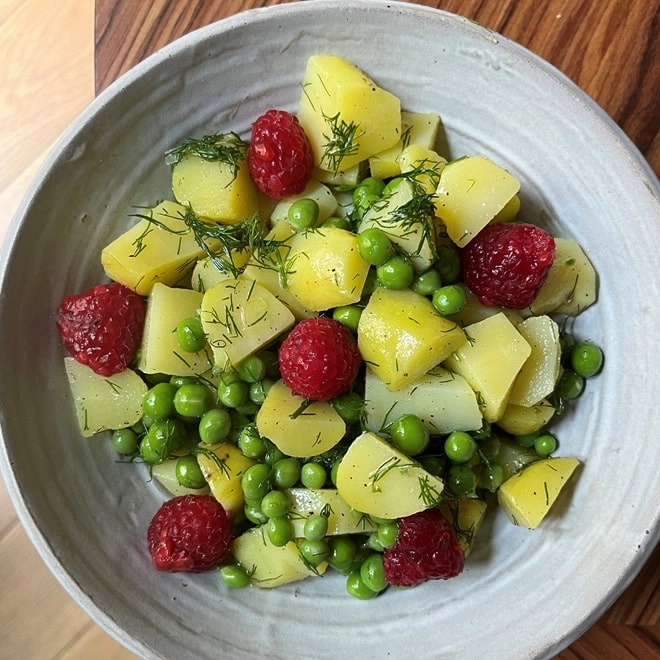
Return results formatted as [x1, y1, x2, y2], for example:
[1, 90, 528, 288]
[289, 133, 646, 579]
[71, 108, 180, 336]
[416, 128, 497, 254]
[1, 2, 658, 659]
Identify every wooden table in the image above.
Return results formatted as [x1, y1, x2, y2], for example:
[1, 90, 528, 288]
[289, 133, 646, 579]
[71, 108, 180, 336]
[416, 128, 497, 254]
[92, 1, 658, 658]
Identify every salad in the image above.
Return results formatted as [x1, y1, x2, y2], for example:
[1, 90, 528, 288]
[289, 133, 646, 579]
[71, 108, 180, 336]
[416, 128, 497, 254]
[55, 54, 603, 598]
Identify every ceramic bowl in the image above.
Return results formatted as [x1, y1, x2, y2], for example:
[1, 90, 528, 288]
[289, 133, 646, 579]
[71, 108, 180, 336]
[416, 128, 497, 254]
[1, 2, 658, 658]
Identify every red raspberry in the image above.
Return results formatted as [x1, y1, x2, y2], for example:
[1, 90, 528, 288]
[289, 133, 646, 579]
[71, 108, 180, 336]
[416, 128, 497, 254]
[147, 495, 232, 573]
[460, 222, 555, 309]
[383, 508, 465, 587]
[248, 109, 314, 199]
[56, 282, 146, 376]
[278, 317, 362, 402]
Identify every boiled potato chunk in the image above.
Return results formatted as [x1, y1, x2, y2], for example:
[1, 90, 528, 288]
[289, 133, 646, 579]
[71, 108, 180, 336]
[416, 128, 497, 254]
[398, 144, 447, 194]
[196, 442, 256, 517]
[358, 288, 466, 391]
[497, 457, 580, 529]
[200, 278, 294, 370]
[369, 111, 442, 179]
[256, 380, 346, 457]
[101, 200, 216, 295]
[435, 156, 520, 247]
[151, 458, 210, 497]
[191, 250, 251, 293]
[359, 179, 436, 271]
[232, 525, 328, 588]
[438, 499, 488, 556]
[450, 289, 524, 327]
[269, 179, 338, 227]
[286, 227, 370, 311]
[529, 238, 597, 315]
[508, 316, 561, 407]
[138, 283, 213, 376]
[298, 54, 401, 171]
[444, 313, 531, 422]
[171, 141, 261, 224]
[336, 431, 444, 519]
[364, 367, 482, 435]
[286, 488, 377, 537]
[497, 399, 556, 436]
[64, 358, 146, 437]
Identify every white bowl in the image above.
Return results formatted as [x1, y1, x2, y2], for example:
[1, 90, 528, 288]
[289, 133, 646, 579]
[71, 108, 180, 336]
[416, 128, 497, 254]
[1, 2, 658, 658]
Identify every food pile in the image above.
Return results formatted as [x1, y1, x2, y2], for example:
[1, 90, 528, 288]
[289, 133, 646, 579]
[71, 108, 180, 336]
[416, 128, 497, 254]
[56, 55, 603, 598]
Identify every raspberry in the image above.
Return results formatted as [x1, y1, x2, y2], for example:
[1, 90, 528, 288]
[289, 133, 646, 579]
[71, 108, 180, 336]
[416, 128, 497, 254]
[278, 317, 362, 402]
[147, 495, 232, 573]
[460, 222, 555, 309]
[383, 508, 464, 587]
[56, 282, 146, 376]
[248, 109, 314, 199]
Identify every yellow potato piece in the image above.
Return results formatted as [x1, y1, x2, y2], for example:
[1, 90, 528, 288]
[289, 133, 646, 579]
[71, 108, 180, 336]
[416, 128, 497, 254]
[497, 457, 580, 529]
[151, 459, 210, 497]
[496, 399, 556, 436]
[438, 499, 488, 556]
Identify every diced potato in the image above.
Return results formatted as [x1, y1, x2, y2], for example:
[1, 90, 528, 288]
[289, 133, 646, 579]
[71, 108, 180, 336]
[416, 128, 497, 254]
[529, 238, 598, 315]
[314, 162, 364, 188]
[369, 111, 442, 179]
[200, 278, 294, 370]
[137, 283, 213, 376]
[233, 525, 328, 588]
[191, 250, 251, 293]
[492, 194, 521, 223]
[508, 316, 561, 407]
[256, 380, 346, 457]
[196, 442, 256, 517]
[497, 457, 580, 529]
[435, 156, 520, 247]
[497, 399, 556, 436]
[336, 431, 444, 519]
[298, 54, 401, 172]
[151, 458, 210, 497]
[364, 367, 482, 435]
[444, 313, 532, 422]
[358, 288, 466, 391]
[63, 358, 146, 437]
[101, 200, 217, 295]
[286, 227, 370, 311]
[398, 144, 447, 194]
[286, 488, 377, 537]
[269, 179, 338, 227]
[438, 499, 488, 556]
[449, 289, 524, 327]
[358, 178, 436, 271]
[171, 140, 261, 224]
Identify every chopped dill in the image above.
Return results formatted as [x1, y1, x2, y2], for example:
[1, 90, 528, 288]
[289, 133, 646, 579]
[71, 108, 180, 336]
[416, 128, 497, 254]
[321, 111, 365, 174]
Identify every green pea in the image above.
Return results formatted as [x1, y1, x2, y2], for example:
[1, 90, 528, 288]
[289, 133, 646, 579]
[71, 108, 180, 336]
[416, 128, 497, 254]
[444, 430, 477, 463]
[303, 514, 328, 542]
[376, 521, 399, 549]
[366, 533, 385, 552]
[267, 516, 294, 547]
[140, 418, 188, 464]
[237, 424, 267, 459]
[447, 465, 478, 497]
[436, 245, 461, 284]
[198, 408, 232, 444]
[264, 442, 286, 467]
[173, 383, 215, 419]
[376, 254, 414, 290]
[346, 570, 377, 600]
[419, 454, 446, 476]
[479, 463, 504, 492]
[249, 378, 273, 405]
[322, 216, 352, 230]
[175, 454, 206, 489]
[142, 382, 177, 421]
[300, 462, 327, 489]
[176, 316, 206, 353]
[235, 400, 260, 416]
[332, 305, 362, 334]
[288, 198, 320, 231]
[330, 458, 341, 486]
[357, 227, 394, 266]
[360, 554, 387, 593]
[412, 268, 443, 296]
[218, 377, 249, 409]
[237, 355, 267, 383]
[272, 457, 301, 489]
[331, 391, 364, 425]
[219, 564, 250, 589]
[381, 177, 404, 196]
[244, 499, 268, 525]
[260, 490, 290, 519]
[534, 433, 557, 457]
[356, 176, 385, 198]
[557, 369, 585, 401]
[353, 192, 380, 219]
[515, 430, 540, 448]
[328, 536, 356, 573]
[360, 267, 379, 298]
[389, 414, 430, 456]
[299, 539, 329, 567]
[570, 341, 604, 378]
[241, 463, 272, 501]
[111, 428, 139, 455]
[170, 375, 199, 388]
[432, 284, 468, 316]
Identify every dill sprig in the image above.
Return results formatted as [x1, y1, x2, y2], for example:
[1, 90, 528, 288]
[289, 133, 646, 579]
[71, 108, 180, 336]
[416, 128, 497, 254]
[164, 132, 248, 179]
[321, 111, 365, 174]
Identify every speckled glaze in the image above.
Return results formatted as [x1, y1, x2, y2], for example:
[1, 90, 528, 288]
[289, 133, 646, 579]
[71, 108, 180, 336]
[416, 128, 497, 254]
[0, 2, 658, 659]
